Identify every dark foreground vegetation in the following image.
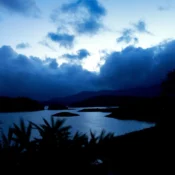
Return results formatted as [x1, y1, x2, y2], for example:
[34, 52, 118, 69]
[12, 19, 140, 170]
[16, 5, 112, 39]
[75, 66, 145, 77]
[0, 117, 169, 175]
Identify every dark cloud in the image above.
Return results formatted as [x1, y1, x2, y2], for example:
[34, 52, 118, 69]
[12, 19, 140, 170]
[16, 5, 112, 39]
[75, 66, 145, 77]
[63, 49, 90, 60]
[0, 0, 40, 17]
[133, 20, 151, 34]
[0, 46, 97, 100]
[47, 32, 75, 48]
[16, 43, 30, 49]
[51, 0, 106, 35]
[117, 29, 139, 44]
[99, 40, 175, 89]
[1, 40, 175, 100]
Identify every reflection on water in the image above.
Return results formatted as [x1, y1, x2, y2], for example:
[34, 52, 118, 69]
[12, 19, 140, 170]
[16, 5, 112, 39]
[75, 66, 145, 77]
[0, 108, 154, 137]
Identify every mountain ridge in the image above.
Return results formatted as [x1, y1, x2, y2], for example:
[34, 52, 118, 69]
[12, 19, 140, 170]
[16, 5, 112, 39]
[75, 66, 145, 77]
[44, 84, 161, 106]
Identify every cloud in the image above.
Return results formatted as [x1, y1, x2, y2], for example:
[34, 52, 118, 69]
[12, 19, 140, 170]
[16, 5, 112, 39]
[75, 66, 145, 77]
[133, 20, 151, 34]
[51, 0, 106, 35]
[117, 20, 151, 44]
[0, 46, 97, 100]
[75, 17, 103, 34]
[117, 29, 139, 44]
[61, 0, 106, 17]
[99, 40, 175, 89]
[63, 49, 90, 60]
[47, 32, 75, 48]
[16, 42, 30, 49]
[39, 40, 56, 51]
[0, 0, 40, 17]
[45, 58, 58, 69]
[1, 40, 175, 99]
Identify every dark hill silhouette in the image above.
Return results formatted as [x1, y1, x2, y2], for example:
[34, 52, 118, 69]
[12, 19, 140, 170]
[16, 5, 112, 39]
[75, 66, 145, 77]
[44, 85, 161, 106]
[48, 104, 68, 110]
[0, 97, 44, 112]
[161, 69, 175, 96]
[70, 95, 154, 107]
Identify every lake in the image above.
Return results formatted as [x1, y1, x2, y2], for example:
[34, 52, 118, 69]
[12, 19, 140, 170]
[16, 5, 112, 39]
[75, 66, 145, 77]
[0, 107, 154, 137]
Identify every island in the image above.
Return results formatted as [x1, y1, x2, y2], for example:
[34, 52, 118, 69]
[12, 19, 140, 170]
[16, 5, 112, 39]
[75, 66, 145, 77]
[52, 112, 79, 117]
[79, 107, 118, 113]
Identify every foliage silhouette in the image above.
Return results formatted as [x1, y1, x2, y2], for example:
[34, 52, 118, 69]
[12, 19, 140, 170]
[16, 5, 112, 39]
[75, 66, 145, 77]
[1, 128, 14, 149]
[0, 117, 116, 174]
[30, 117, 71, 152]
[12, 119, 32, 151]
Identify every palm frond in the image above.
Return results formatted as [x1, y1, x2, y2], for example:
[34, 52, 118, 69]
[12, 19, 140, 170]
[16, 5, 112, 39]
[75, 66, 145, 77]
[54, 119, 66, 129]
[1, 132, 8, 146]
[89, 130, 98, 144]
[30, 121, 44, 136]
[26, 122, 32, 139]
[20, 119, 25, 133]
[43, 118, 51, 128]
[1, 128, 13, 148]
[73, 131, 88, 142]
[51, 116, 54, 128]
[99, 129, 106, 141]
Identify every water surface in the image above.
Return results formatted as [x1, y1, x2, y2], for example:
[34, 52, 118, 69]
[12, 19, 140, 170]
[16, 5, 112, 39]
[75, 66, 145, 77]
[0, 107, 154, 137]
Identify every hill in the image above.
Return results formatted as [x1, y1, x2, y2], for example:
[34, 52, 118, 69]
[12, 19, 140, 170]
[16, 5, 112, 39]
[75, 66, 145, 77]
[0, 97, 44, 112]
[44, 85, 161, 106]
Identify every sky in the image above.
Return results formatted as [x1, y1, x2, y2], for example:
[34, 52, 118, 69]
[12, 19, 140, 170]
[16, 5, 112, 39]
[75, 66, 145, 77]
[0, 0, 175, 100]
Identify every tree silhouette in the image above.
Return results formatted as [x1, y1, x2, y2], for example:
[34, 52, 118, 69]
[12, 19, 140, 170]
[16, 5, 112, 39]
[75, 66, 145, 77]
[31, 117, 71, 151]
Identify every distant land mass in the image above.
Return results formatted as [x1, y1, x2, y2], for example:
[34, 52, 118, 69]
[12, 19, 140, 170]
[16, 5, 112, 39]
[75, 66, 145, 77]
[48, 104, 68, 110]
[70, 96, 149, 107]
[44, 85, 161, 106]
[0, 97, 44, 112]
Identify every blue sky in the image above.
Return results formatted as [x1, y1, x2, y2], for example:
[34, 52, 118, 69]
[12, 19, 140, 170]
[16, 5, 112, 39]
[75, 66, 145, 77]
[0, 0, 175, 99]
